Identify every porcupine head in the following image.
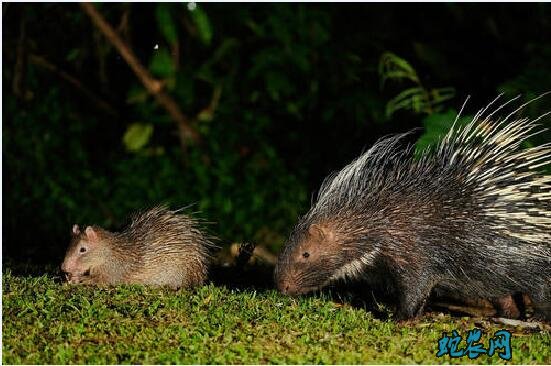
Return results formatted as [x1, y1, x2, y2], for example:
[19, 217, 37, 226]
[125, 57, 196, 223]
[61, 224, 116, 284]
[275, 221, 339, 295]
[274, 208, 379, 296]
[274, 132, 405, 296]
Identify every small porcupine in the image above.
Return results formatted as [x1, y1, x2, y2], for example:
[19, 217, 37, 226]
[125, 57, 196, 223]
[275, 95, 551, 320]
[61, 205, 215, 289]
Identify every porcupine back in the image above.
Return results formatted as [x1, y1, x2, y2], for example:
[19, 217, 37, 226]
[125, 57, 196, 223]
[315, 100, 550, 242]
[116, 205, 214, 287]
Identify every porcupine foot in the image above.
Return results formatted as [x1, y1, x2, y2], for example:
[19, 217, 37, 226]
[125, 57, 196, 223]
[530, 290, 551, 322]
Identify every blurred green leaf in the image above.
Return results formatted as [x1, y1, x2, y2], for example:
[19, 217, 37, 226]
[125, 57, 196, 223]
[379, 52, 420, 87]
[429, 87, 455, 105]
[126, 86, 149, 104]
[385, 87, 426, 117]
[65, 48, 80, 62]
[156, 4, 179, 44]
[123, 123, 154, 152]
[385, 87, 455, 118]
[265, 71, 293, 101]
[197, 109, 213, 122]
[198, 38, 239, 80]
[149, 48, 175, 79]
[175, 72, 194, 109]
[189, 5, 212, 46]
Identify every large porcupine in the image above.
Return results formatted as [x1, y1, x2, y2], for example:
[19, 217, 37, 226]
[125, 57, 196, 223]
[61, 205, 215, 289]
[275, 95, 551, 320]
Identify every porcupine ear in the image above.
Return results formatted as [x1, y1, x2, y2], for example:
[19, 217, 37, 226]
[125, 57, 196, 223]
[72, 224, 81, 236]
[84, 226, 99, 243]
[308, 224, 335, 242]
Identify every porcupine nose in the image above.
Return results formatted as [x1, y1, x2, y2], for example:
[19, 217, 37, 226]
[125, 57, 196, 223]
[277, 276, 299, 296]
[274, 261, 299, 295]
[284, 284, 298, 295]
[60, 261, 74, 280]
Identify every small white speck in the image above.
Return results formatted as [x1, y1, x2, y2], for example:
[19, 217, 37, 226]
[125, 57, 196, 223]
[187, 2, 197, 11]
[153, 44, 159, 50]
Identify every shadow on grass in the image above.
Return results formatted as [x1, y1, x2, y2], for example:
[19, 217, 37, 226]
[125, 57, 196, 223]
[3, 257, 498, 320]
[209, 262, 276, 291]
[3, 258, 64, 279]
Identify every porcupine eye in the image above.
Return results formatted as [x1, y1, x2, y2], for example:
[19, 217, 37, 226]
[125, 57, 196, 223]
[79, 246, 87, 253]
[302, 252, 310, 258]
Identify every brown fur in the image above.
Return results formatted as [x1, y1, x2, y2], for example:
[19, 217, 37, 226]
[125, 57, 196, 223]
[61, 206, 215, 289]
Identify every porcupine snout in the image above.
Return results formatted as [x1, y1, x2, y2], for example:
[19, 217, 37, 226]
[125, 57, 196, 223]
[276, 269, 300, 295]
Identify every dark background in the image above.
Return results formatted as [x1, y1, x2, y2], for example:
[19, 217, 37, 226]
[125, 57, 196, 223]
[3, 3, 551, 267]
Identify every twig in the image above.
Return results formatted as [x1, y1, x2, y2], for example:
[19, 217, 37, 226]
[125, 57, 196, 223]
[492, 317, 549, 331]
[80, 2, 199, 149]
[116, 4, 130, 39]
[29, 54, 118, 117]
[230, 243, 277, 267]
[431, 301, 495, 318]
[203, 85, 222, 118]
[235, 242, 256, 269]
[171, 41, 180, 71]
[13, 15, 27, 99]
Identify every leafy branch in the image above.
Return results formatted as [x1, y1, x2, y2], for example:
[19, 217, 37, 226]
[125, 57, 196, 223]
[379, 52, 455, 118]
[80, 2, 200, 151]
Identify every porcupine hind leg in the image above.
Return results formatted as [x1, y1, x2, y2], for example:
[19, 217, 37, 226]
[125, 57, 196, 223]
[491, 295, 522, 319]
[530, 289, 551, 321]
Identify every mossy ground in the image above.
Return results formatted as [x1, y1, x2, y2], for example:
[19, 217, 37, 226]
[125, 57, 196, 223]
[2, 269, 550, 364]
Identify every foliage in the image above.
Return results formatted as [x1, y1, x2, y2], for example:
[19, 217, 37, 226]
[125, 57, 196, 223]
[414, 109, 470, 156]
[379, 52, 455, 118]
[3, 271, 550, 364]
[3, 3, 551, 265]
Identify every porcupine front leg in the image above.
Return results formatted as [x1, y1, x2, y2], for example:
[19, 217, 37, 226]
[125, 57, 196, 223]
[79, 273, 103, 285]
[81, 268, 111, 286]
[394, 270, 435, 320]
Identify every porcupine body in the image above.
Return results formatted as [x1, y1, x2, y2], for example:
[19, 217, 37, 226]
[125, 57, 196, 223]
[61, 205, 215, 289]
[275, 95, 551, 320]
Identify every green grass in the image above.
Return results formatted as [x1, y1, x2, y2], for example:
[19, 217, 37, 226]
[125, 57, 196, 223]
[2, 270, 550, 364]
